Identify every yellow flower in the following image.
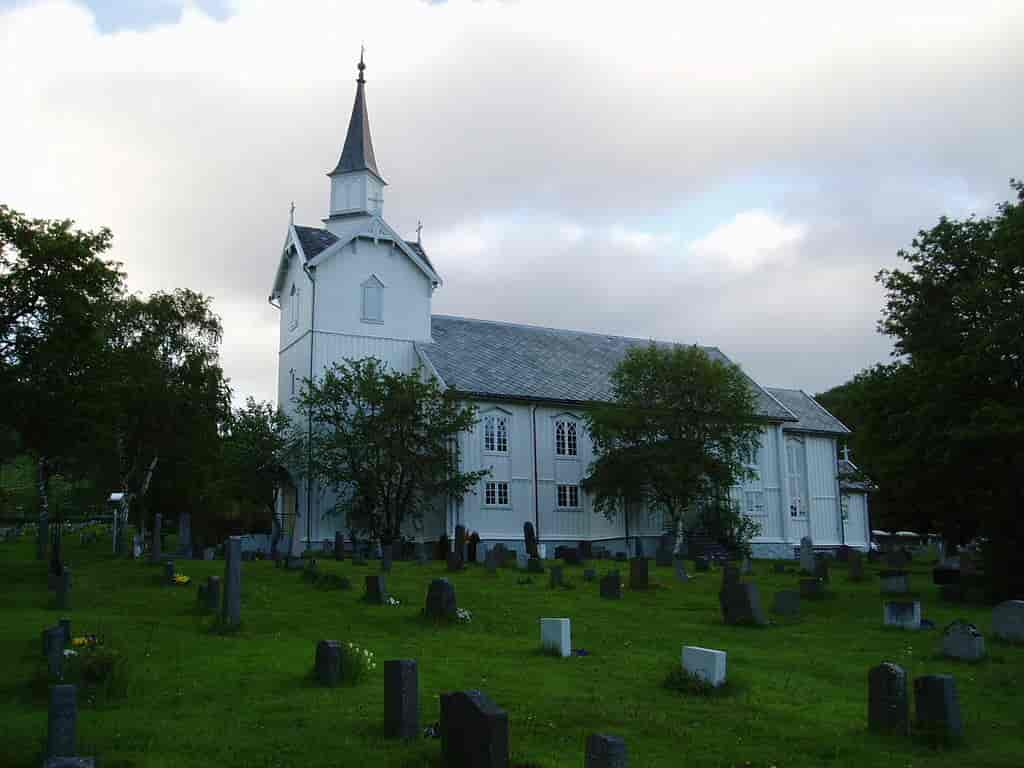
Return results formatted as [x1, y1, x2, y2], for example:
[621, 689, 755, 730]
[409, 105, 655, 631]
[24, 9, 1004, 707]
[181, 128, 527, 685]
[72, 637, 87, 647]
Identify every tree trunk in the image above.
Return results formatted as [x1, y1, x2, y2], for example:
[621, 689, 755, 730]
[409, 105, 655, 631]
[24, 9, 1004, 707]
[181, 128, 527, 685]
[36, 457, 50, 562]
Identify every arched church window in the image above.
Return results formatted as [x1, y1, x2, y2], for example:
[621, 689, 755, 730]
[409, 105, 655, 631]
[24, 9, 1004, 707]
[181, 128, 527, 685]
[361, 275, 384, 323]
[289, 284, 300, 330]
[483, 413, 508, 453]
[555, 419, 578, 456]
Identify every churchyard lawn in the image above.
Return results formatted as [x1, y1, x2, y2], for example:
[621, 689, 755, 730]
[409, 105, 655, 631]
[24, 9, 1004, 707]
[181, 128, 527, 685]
[3, 536, 1023, 767]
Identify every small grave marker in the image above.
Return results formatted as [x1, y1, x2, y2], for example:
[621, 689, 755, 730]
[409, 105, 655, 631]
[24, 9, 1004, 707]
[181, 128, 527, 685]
[942, 620, 985, 661]
[600, 571, 622, 599]
[425, 578, 457, 620]
[719, 582, 768, 626]
[315, 640, 342, 686]
[365, 574, 388, 605]
[540, 617, 571, 657]
[585, 733, 628, 768]
[222, 536, 242, 628]
[681, 645, 726, 687]
[992, 600, 1024, 643]
[440, 690, 509, 768]
[799, 536, 814, 573]
[799, 577, 825, 600]
[549, 565, 564, 589]
[883, 600, 921, 630]
[914, 674, 962, 742]
[384, 660, 419, 739]
[206, 575, 221, 613]
[47, 684, 81, 760]
[868, 662, 908, 734]
[628, 558, 649, 590]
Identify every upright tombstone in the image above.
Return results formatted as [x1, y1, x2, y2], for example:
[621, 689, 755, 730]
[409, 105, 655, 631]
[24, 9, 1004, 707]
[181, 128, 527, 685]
[206, 575, 221, 613]
[914, 674, 963, 742]
[549, 565, 564, 589]
[719, 582, 768, 626]
[880, 570, 910, 594]
[455, 525, 467, 562]
[314, 640, 342, 686]
[440, 690, 509, 768]
[446, 550, 464, 572]
[47, 684, 80, 760]
[992, 600, 1024, 643]
[540, 617, 571, 657]
[221, 536, 242, 628]
[799, 577, 825, 600]
[202, 547, 215, 561]
[384, 660, 419, 740]
[365, 574, 388, 605]
[721, 565, 740, 588]
[524, 521, 538, 558]
[673, 559, 689, 583]
[150, 513, 163, 564]
[467, 532, 480, 564]
[164, 560, 176, 586]
[600, 571, 622, 599]
[628, 558, 649, 590]
[813, 556, 830, 584]
[585, 733, 628, 768]
[867, 663, 909, 735]
[56, 568, 71, 610]
[381, 545, 393, 573]
[799, 537, 814, 573]
[848, 550, 865, 581]
[772, 590, 800, 617]
[334, 532, 345, 561]
[44, 627, 64, 678]
[177, 512, 193, 559]
[425, 578, 457, 620]
[578, 540, 593, 560]
[883, 600, 921, 630]
[681, 645, 727, 687]
[59, 618, 72, 646]
[942, 620, 985, 661]
[485, 550, 498, 575]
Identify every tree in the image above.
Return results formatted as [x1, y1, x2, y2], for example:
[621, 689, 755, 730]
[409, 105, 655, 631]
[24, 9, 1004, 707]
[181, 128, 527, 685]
[295, 358, 487, 545]
[872, 179, 1024, 600]
[582, 343, 762, 554]
[0, 205, 124, 565]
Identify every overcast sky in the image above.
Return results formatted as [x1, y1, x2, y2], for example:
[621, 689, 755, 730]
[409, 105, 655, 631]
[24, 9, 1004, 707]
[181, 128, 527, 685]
[2, 0, 1022, 406]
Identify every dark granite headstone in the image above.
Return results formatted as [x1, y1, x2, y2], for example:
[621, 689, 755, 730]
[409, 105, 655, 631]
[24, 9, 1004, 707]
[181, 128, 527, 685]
[59, 619, 71, 647]
[527, 556, 544, 574]
[562, 547, 581, 566]
[721, 565, 740, 588]
[485, 550, 498, 574]
[447, 551, 464, 572]
[848, 550, 865, 581]
[44, 627, 64, 677]
[719, 582, 768, 626]
[914, 674, 962, 742]
[799, 577, 825, 599]
[836, 545, 851, 563]
[56, 568, 71, 610]
[384, 659, 419, 740]
[524, 522, 538, 558]
[206, 575, 221, 613]
[600, 571, 621, 599]
[813, 556, 830, 584]
[47, 684, 78, 758]
[381, 546, 393, 573]
[578, 541, 593, 559]
[771, 589, 800, 617]
[467, 532, 480, 564]
[315, 640, 342, 686]
[177, 512, 192, 559]
[628, 558, 649, 590]
[222, 536, 242, 627]
[440, 689, 509, 768]
[165, 560, 176, 586]
[549, 565, 564, 589]
[585, 733, 628, 768]
[455, 525, 467, 562]
[334, 532, 345, 561]
[365, 574, 388, 604]
[868, 663, 908, 734]
[425, 578, 457, 620]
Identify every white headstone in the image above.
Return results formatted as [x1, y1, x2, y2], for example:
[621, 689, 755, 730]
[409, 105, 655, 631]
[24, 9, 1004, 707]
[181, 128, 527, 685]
[541, 617, 571, 658]
[883, 600, 921, 630]
[992, 600, 1024, 643]
[799, 537, 814, 573]
[682, 645, 727, 687]
[537, 544, 547, 560]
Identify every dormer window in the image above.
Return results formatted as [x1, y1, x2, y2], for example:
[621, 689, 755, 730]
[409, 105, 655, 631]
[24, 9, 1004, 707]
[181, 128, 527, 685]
[361, 275, 384, 324]
[288, 284, 300, 330]
[555, 419, 578, 457]
[483, 413, 508, 453]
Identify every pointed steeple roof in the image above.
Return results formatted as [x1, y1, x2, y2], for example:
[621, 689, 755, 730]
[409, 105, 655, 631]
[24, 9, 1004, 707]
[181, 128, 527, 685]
[330, 51, 383, 181]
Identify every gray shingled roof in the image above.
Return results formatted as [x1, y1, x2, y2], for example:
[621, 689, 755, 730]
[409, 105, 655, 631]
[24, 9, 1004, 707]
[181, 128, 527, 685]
[419, 315, 796, 420]
[839, 457, 874, 492]
[330, 69, 382, 180]
[405, 240, 436, 272]
[294, 226, 338, 259]
[766, 387, 850, 434]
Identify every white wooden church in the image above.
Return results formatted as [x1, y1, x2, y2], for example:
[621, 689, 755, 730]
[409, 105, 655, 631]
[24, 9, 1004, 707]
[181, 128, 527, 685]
[269, 58, 870, 559]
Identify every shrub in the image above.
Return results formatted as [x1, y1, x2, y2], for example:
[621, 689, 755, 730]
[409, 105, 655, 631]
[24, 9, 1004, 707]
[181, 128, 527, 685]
[340, 642, 376, 684]
[36, 639, 130, 705]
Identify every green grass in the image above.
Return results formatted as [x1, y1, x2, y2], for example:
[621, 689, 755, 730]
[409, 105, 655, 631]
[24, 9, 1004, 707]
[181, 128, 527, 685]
[3, 537, 1023, 767]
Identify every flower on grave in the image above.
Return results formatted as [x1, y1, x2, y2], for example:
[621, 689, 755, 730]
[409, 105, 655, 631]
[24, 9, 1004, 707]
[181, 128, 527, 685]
[63, 649, 78, 658]
[71, 635, 99, 648]
[173, 574, 191, 585]
[385, 596, 401, 607]
[456, 608, 472, 624]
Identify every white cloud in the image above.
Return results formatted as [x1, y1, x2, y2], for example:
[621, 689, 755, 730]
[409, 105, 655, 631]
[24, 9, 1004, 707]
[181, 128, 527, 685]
[689, 210, 807, 274]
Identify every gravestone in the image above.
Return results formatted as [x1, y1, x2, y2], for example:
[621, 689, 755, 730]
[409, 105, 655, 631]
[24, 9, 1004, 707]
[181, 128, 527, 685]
[455, 525, 467, 562]
[561, 547, 581, 566]
[655, 535, 673, 567]
[721, 565, 740, 588]
[682, 645, 727, 687]
[527, 556, 544, 574]
[177, 512, 192, 558]
[334, 532, 345, 561]
[836, 545, 851, 562]
[164, 560, 176, 586]
[206, 575, 221, 613]
[425, 578, 457, 620]
[549, 565, 564, 589]
[56, 568, 71, 610]
[848, 550, 865, 581]
[47, 684, 80, 759]
[772, 563, 786, 574]
[381, 546, 392, 573]
[673, 559, 689, 583]
[694, 557, 710, 573]
[772, 590, 800, 617]
[883, 600, 921, 630]
[628, 558, 649, 590]
[44, 627, 64, 677]
[600, 571, 622, 599]
[150, 513, 162, 564]
[633, 538, 644, 559]
[799, 536, 814, 573]
[485, 551, 498, 575]
[585, 733, 628, 768]
[384, 659, 419, 740]
[914, 674, 962, 742]
[799, 577, 825, 599]
[524, 522, 538, 558]
[719, 582, 768, 626]
[202, 547, 215, 561]
[868, 662, 909, 734]
[447, 551, 464, 572]
[440, 690, 509, 768]
[415, 540, 427, 565]
[942, 620, 985, 661]
[315, 640, 342, 686]
[880, 570, 910, 594]
[813, 556, 830, 583]
[42, 626, 62, 656]
[583, 568, 596, 581]
[221, 536, 242, 628]
[365, 574, 388, 605]
[59, 619, 71, 646]
[992, 600, 1024, 643]
[578, 540, 593, 559]
[132, 534, 144, 560]
[467, 532, 480, 564]
[540, 617, 571, 657]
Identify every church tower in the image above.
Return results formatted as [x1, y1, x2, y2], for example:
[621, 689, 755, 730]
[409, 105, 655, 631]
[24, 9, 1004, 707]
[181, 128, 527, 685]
[327, 51, 386, 219]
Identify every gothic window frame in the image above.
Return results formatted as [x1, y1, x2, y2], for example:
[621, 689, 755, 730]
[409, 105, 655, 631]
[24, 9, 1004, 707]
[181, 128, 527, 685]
[482, 409, 510, 455]
[361, 274, 385, 324]
[553, 413, 581, 458]
[288, 283, 300, 330]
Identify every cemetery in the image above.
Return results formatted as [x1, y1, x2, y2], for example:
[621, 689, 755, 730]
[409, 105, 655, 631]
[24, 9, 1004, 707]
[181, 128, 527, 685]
[3, 532, 1024, 767]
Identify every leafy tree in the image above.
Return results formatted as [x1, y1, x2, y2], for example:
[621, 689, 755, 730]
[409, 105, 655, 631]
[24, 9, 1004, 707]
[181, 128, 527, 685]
[582, 343, 762, 554]
[871, 180, 1024, 600]
[0, 205, 124, 564]
[294, 358, 487, 545]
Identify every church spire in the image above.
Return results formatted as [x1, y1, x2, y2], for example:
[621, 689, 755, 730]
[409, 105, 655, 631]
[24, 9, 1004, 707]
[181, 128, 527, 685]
[330, 49, 383, 182]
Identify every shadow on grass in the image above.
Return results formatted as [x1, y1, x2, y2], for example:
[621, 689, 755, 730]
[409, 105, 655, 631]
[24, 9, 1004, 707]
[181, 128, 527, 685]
[663, 665, 747, 699]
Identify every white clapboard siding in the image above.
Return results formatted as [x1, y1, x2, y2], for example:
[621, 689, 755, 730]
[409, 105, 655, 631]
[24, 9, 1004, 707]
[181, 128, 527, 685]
[842, 492, 870, 548]
[806, 435, 841, 544]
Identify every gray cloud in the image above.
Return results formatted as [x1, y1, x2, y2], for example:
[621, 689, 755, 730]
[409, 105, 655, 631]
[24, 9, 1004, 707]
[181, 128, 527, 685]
[2, 0, 1022, 402]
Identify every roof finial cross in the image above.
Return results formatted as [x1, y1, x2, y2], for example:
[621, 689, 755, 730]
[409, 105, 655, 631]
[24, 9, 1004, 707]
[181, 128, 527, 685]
[416, 220, 423, 245]
[842, 444, 851, 462]
[357, 45, 366, 83]
[289, 201, 295, 224]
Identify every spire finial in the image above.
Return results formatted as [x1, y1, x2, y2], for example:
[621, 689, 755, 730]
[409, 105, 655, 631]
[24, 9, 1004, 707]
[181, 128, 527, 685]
[842, 444, 851, 462]
[416, 220, 423, 245]
[289, 201, 295, 224]
[357, 45, 366, 84]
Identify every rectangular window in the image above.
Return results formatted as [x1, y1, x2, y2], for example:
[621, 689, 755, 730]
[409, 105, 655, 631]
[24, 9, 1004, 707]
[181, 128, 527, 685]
[787, 440, 806, 518]
[485, 481, 509, 507]
[555, 420, 578, 456]
[744, 490, 765, 515]
[483, 415, 508, 453]
[362, 283, 383, 322]
[557, 484, 580, 508]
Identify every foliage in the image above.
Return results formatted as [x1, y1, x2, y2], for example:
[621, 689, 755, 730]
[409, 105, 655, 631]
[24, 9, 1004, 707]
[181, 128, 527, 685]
[294, 357, 487, 544]
[663, 666, 726, 697]
[698, 496, 762, 558]
[35, 639, 130, 706]
[338, 641, 376, 684]
[582, 343, 761, 551]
